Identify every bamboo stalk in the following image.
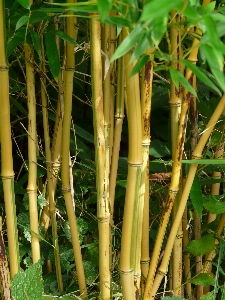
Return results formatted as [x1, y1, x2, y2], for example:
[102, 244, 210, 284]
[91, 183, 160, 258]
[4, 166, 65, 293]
[40, 33, 63, 291]
[61, 1, 87, 297]
[149, 94, 225, 298]
[0, 0, 20, 278]
[25, 40, 40, 264]
[119, 28, 142, 300]
[140, 57, 153, 297]
[90, 12, 110, 300]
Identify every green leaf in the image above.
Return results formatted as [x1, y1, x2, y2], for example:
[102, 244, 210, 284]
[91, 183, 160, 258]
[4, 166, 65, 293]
[185, 233, 215, 256]
[190, 172, 203, 218]
[15, 15, 29, 31]
[141, 0, 182, 21]
[151, 16, 168, 46]
[45, 32, 60, 82]
[203, 195, 225, 214]
[129, 55, 149, 77]
[97, 0, 112, 21]
[53, 30, 80, 47]
[130, 34, 152, 63]
[200, 44, 225, 92]
[110, 24, 144, 62]
[150, 139, 171, 158]
[11, 261, 43, 300]
[182, 159, 225, 164]
[29, 11, 49, 24]
[189, 273, 214, 286]
[7, 28, 26, 57]
[104, 16, 133, 28]
[200, 291, 214, 300]
[182, 59, 221, 96]
[203, 1, 216, 14]
[169, 68, 197, 97]
[17, 0, 31, 9]
[161, 296, 186, 300]
[29, 30, 41, 60]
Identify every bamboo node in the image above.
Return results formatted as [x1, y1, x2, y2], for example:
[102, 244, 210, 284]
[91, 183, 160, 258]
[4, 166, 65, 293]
[192, 154, 202, 159]
[169, 188, 178, 194]
[26, 188, 37, 193]
[65, 67, 76, 71]
[62, 187, 71, 192]
[176, 233, 183, 239]
[157, 269, 167, 276]
[169, 101, 181, 107]
[119, 269, 133, 274]
[1, 175, 14, 180]
[0, 66, 9, 70]
[141, 259, 150, 265]
[97, 216, 110, 223]
[134, 273, 141, 278]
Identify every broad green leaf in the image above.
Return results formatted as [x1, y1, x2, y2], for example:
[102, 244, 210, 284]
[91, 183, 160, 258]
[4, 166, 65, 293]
[185, 233, 215, 256]
[97, 0, 112, 21]
[35, 8, 64, 13]
[161, 297, 186, 300]
[29, 11, 49, 24]
[45, 32, 60, 82]
[182, 159, 225, 164]
[130, 55, 149, 78]
[29, 30, 41, 60]
[151, 16, 168, 46]
[190, 172, 203, 218]
[119, 0, 139, 22]
[200, 291, 214, 300]
[74, 124, 94, 143]
[141, 0, 182, 21]
[130, 34, 152, 63]
[53, 30, 80, 47]
[150, 140, 171, 158]
[203, 15, 221, 51]
[110, 24, 144, 62]
[169, 68, 197, 97]
[50, 0, 96, 6]
[7, 28, 26, 57]
[203, 1, 216, 14]
[182, 59, 221, 96]
[183, 3, 200, 20]
[200, 44, 225, 92]
[17, 0, 31, 9]
[15, 15, 29, 31]
[66, 5, 98, 12]
[11, 261, 43, 299]
[189, 273, 214, 286]
[203, 195, 225, 214]
[104, 16, 133, 28]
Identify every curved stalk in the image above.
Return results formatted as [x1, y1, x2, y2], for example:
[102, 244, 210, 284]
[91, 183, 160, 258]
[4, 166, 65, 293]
[120, 28, 142, 300]
[0, 0, 20, 277]
[149, 94, 225, 298]
[61, 2, 87, 297]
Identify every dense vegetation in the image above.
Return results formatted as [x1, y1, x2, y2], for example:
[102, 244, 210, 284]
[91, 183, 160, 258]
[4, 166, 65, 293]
[0, 0, 225, 299]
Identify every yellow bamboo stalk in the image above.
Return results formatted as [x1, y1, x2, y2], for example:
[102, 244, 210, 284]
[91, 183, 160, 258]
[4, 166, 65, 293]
[61, 1, 87, 297]
[0, 0, 20, 278]
[25, 40, 40, 264]
[139, 56, 153, 297]
[149, 94, 225, 299]
[90, 12, 110, 300]
[119, 28, 142, 300]
[40, 33, 63, 291]
[169, 11, 183, 297]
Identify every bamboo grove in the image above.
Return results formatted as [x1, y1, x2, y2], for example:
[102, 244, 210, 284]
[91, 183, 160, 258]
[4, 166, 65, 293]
[0, 0, 225, 299]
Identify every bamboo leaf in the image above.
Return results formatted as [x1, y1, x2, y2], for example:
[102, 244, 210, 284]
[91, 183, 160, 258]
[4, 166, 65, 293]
[53, 30, 80, 47]
[182, 159, 225, 164]
[189, 273, 215, 286]
[7, 28, 26, 57]
[29, 11, 49, 24]
[15, 15, 29, 31]
[200, 291, 214, 300]
[141, 0, 182, 21]
[203, 195, 225, 214]
[66, 5, 98, 12]
[190, 172, 203, 218]
[104, 16, 133, 28]
[17, 0, 31, 9]
[185, 233, 215, 256]
[130, 34, 152, 63]
[200, 44, 225, 92]
[129, 55, 149, 78]
[44, 32, 60, 82]
[169, 68, 197, 97]
[203, 1, 216, 14]
[97, 0, 112, 20]
[110, 24, 144, 62]
[29, 29, 41, 60]
[182, 59, 221, 96]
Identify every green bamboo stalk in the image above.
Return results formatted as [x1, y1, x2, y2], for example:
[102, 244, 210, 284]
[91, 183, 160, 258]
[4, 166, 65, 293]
[0, 0, 20, 278]
[25, 38, 40, 264]
[138, 57, 153, 297]
[40, 33, 63, 292]
[149, 93, 225, 298]
[90, 12, 110, 300]
[119, 28, 142, 300]
[61, 1, 87, 297]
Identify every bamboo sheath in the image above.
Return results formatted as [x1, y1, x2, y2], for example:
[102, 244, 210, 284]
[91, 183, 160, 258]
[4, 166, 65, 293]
[149, 94, 225, 298]
[0, 0, 20, 278]
[90, 13, 110, 300]
[61, 2, 87, 297]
